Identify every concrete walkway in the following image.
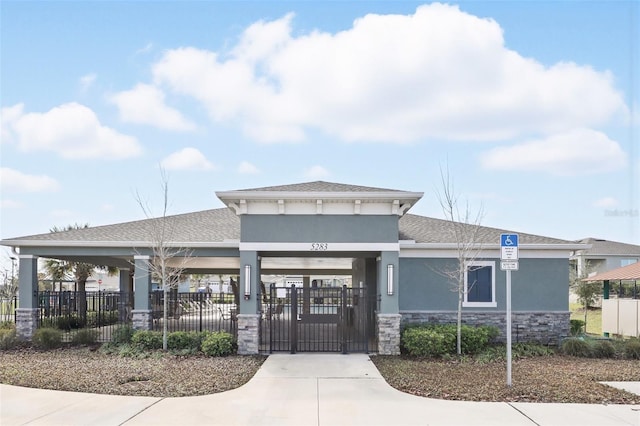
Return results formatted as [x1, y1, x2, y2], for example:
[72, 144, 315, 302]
[1, 354, 639, 426]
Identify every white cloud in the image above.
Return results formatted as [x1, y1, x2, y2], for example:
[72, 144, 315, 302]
[1, 103, 24, 143]
[109, 83, 196, 131]
[0, 167, 61, 193]
[479, 128, 627, 176]
[151, 4, 627, 144]
[593, 197, 618, 208]
[238, 161, 260, 174]
[79, 73, 97, 92]
[161, 147, 214, 171]
[1, 103, 142, 159]
[305, 165, 330, 179]
[0, 199, 24, 209]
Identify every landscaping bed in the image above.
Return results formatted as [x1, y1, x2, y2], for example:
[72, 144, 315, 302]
[372, 355, 640, 404]
[0, 346, 265, 397]
[0, 346, 638, 403]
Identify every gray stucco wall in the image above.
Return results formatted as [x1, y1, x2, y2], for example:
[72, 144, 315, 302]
[398, 256, 571, 344]
[241, 215, 398, 243]
[398, 257, 569, 312]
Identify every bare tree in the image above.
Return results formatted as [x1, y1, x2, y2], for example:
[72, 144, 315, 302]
[135, 169, 192, 350]
[435, 165, 485, 355]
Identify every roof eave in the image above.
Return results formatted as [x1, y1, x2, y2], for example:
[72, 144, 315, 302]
[0, 240, 240, 249]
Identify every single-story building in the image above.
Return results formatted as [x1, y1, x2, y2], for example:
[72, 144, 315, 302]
[1, 181, 586, 354]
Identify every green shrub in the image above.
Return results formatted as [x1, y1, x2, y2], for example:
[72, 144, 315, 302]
[50, 314, 85, 330]
[624, 339, 640, 360]
[33, 327, 63, 349]
[477, 343, 553, 362]
[513, 343, 554, 358]
[71, 328, 98, 345]
[86, 311, 119, 327]
[131, 331, 163, 350]
[401, 327, 452, 357]
[0, 326, 17, 350]
[460, 325, 499, 354]
[0, 321, 15, 329]
[201, 331, 234, 356]
[167, 331, 202, 351]
[111, 325, 135, 345]
[569, 319, 585, 336]
[561, 337, 591, 357]
[401, 324, 499, 357]
[591, 340, 616, 358]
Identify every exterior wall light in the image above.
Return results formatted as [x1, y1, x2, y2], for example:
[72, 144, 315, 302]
[387, 264, 394, 295]
[244, 265, 251, 299]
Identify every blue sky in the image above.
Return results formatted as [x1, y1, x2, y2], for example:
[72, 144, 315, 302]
[1, 1, 639, 267]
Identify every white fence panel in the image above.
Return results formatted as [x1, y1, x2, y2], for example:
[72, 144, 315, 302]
[602, 299, 639, 337]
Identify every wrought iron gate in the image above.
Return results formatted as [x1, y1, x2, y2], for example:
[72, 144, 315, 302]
[260, 284, 377, 353]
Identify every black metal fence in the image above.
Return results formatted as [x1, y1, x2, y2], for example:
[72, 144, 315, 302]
[1, 296, 18, 323]
[150, 291, 237, 336]
[260, 285, 377, 353]
[37, 291, 133, 342]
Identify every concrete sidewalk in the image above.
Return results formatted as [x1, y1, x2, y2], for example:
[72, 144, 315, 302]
[1, 354, 639, 426]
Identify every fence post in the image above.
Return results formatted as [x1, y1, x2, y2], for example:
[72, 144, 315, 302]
[291, 285, 297, 354]
[342, 285, 348, 354]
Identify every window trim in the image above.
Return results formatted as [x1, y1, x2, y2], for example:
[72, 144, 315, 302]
[463, 260, 497, 308]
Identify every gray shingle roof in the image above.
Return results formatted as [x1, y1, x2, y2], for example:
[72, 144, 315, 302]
[575, 238, 640, 256]
[398, 214, 572, 245]
[4, 208, 239, 244]
[3, 209, 574, 247]
[233, 181, 409, 193]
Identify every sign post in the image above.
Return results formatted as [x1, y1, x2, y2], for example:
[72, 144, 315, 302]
[500, 233, 518, 387]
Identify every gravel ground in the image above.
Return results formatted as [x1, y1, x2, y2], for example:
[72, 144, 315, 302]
[0, 347, 265, 397]
[1, 347, 639, 404]
[372, 355, 640, 404]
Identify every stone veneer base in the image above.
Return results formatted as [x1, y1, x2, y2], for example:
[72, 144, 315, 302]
[237, 314, 260, 355]
[15, 308, 39, 341]
[401, 311, 570, 345]
[377, 313, 402, 355]
[132, 309, 153, 331]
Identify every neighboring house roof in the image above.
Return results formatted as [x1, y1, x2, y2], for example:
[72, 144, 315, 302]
[398, 214, 572, 245]
[3, 208, 576, 248]
[230, 181, 409, 193]
[574, 238, 640, 257]
[583, 261, 640, 281]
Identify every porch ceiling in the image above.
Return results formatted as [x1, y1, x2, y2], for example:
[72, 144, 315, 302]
[170, 256, 354, 275]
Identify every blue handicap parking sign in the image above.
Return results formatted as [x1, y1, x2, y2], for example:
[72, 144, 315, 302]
[501, 234, 518, 247]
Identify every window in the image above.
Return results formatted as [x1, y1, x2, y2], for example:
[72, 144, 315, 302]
[621, 259, 638, 267]
[463, 261, 496, 307]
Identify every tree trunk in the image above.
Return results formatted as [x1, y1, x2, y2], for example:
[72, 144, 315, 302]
[457, 286, 462, 355]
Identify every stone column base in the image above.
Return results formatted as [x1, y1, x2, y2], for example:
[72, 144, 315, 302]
[132, 310, 153, 331]
[237, 314, 260, 355]
[377, 313, 401, 355]
[16, 308, 39, 341]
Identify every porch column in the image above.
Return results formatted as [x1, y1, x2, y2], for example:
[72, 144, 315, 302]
[302, 276, 311, 315]
[376, 251, 401, 355]
[603, 280, 610, 337]
[238, 250, 260, 354]
[132, 256, 152, 330]
[118, 268, 132, 322]
[16, 254, 39, 340]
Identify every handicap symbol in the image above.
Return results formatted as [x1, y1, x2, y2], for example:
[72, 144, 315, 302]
[504, 235, 514, 246]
